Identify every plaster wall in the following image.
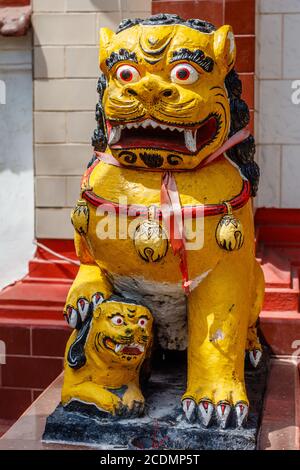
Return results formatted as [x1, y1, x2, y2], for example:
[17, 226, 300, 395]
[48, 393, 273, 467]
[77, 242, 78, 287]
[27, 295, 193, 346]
[256, 0, 300, 208]
[0, 35, 34, 288]
[32, 0, 151, 239]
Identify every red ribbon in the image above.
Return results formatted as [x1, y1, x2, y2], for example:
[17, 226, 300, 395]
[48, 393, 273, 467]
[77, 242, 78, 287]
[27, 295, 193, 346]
[90, 127, 251, 295]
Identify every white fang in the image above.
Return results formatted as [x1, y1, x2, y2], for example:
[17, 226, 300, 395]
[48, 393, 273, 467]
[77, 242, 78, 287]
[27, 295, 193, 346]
[108, 126, 121, 145]
[184, 129, 197, 152]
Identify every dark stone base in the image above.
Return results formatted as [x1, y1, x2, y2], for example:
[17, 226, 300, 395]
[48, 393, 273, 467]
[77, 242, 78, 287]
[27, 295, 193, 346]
[43, 349, 270, 450]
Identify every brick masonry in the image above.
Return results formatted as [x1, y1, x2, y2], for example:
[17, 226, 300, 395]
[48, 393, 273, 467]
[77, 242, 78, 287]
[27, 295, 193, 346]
[152, 0, 255, 133]
[0, 322, 69, 420]
[32, 0, 151, 239]
[256, 0, 300, 208]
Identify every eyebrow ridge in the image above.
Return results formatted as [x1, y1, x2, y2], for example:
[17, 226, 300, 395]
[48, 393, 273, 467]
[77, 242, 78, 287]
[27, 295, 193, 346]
[106, 48, 138, 70]
[170, 48, 214, 73]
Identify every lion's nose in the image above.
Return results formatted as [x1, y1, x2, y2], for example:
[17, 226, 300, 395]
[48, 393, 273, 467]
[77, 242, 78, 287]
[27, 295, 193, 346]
[124, 79, 178, 103]
[125, 328, 133, 336]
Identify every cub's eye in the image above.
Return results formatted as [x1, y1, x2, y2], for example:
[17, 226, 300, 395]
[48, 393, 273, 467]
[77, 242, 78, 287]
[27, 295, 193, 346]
[170, 63, 199, 85]
[116, 65, 140, 84]
[111, 315, 124, 326]
[138, 318, 148, 328]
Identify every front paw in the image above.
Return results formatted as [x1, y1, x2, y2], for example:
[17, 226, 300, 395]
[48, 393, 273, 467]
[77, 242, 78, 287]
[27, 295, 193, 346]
[121, 389, 145, 418]
[182, 381, 249, 429]
[117, 400, 145, 418]
[64, 292, 104, 329]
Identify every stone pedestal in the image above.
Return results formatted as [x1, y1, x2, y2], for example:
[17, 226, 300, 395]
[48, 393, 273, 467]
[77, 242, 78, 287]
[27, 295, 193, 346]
[1, 356, 299, 450]
[43, 351, 269, 450]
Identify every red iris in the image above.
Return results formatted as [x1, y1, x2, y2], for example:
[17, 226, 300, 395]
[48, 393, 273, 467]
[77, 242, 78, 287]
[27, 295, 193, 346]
[176, 67, 190, 81]
[120, 69, 133, 82]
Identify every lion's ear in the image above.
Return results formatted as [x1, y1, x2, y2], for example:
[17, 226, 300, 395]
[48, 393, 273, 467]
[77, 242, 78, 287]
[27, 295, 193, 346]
[99, 27, 115, 70]
[213, 25, 236, 74]
[93, 305, 102, 319]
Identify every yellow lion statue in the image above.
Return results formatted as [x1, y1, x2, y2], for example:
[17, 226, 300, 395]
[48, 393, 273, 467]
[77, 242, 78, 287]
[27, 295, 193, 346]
[63, 14, 265, 429]
[62, 296, 153, 416]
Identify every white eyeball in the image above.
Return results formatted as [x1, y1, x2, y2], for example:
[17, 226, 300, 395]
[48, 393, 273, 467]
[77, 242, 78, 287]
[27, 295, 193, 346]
[116, 64, 141, 84]
[138, 318, 148, 328]
[170, 63, 199, 85]
[111, 315, 124, 326]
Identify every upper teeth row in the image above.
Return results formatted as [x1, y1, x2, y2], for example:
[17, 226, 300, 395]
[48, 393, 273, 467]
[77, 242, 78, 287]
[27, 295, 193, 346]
[122, 119, 185, 133]
[108, 119, 198, 153]
[115, 342, 145, 353]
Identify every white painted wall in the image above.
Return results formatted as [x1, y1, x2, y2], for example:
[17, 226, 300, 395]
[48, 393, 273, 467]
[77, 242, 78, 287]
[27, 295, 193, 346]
[0, 35, 34, 289]
[256, 0, 300, 207]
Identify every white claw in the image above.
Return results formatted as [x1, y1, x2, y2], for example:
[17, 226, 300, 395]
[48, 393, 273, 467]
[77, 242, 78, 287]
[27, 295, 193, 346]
[216, 402, 231, 429]
[77, 298, 89, 322]
[249, 349, 262, 368]
[184, 129, 197, 153]
[182, 399, 197, 422]
[235, 402, 249, 427]
[198, 400, 214, 427]
[68, 308, 79, 329]
[92, 292, 104, 309]
[108, 126, 121, 145]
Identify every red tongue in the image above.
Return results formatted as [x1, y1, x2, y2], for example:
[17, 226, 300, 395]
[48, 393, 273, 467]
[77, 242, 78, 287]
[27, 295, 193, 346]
[122, 346, 142, 355]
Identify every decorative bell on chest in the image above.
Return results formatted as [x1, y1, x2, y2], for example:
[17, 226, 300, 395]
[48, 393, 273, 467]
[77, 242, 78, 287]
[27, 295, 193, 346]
[71, 199, 89, 235]
[216, 202, 244, 251]
[133, 206, 168, 262]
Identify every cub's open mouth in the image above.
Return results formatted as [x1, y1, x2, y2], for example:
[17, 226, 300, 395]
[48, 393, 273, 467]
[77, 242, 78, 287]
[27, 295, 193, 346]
[107, 115, 220, 155]
[104, 337, 144, 355]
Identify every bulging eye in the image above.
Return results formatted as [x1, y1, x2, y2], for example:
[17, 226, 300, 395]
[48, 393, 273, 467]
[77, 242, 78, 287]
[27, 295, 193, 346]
[111, 315, 124, 326]
[116, 64, 140, 84]
[170, 63, 199, 85]
[138, 318, 148, 328]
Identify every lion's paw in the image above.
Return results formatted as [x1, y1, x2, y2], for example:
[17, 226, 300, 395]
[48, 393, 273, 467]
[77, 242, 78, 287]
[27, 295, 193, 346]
[182, 397, 248, 428]
[182, 379, 249, 429]
[247, 349, 263, 369]
[64, 292, 104, 329]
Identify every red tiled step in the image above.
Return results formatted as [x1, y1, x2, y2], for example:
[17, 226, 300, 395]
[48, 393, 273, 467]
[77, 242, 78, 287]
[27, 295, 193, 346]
[28, 258, 78, 280]
[260, 311, 300, 356]
[263, 287, 299, 311]
[0, 281, 70, 307]
[0, 304, 64, 322]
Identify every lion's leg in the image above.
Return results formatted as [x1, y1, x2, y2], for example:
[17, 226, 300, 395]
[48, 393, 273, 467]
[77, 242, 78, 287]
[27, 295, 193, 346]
[62, 381, 124, 415]
[64, 233, 113, 328]
[182, 256, 254, 428]
[64, 263, 113, 328]
[246, 260, 265, 368]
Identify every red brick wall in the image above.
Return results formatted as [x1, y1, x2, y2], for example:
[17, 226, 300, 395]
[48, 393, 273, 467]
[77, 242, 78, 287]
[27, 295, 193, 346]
[152, 0, 255, 133]
[0, 322, 69, 421]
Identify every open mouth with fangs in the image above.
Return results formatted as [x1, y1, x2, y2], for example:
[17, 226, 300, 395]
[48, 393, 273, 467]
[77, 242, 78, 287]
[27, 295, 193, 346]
[104, 337, 145, 356]
[106, 115, 220, 155]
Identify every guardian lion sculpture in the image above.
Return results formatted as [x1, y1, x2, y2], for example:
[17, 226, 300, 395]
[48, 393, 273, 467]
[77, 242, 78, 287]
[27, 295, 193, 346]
[62, 14, 265, 429]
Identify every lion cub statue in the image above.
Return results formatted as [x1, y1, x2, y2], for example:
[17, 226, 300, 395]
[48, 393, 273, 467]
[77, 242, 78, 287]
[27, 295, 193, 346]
[63, 13, 265, 429]
[62, 296, 153, 416]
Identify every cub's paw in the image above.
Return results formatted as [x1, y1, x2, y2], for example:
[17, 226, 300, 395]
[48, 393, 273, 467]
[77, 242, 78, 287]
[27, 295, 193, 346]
[117, 400, 145, 418]
[64, 292, 104, 329]
[122, 388, 145, 418]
